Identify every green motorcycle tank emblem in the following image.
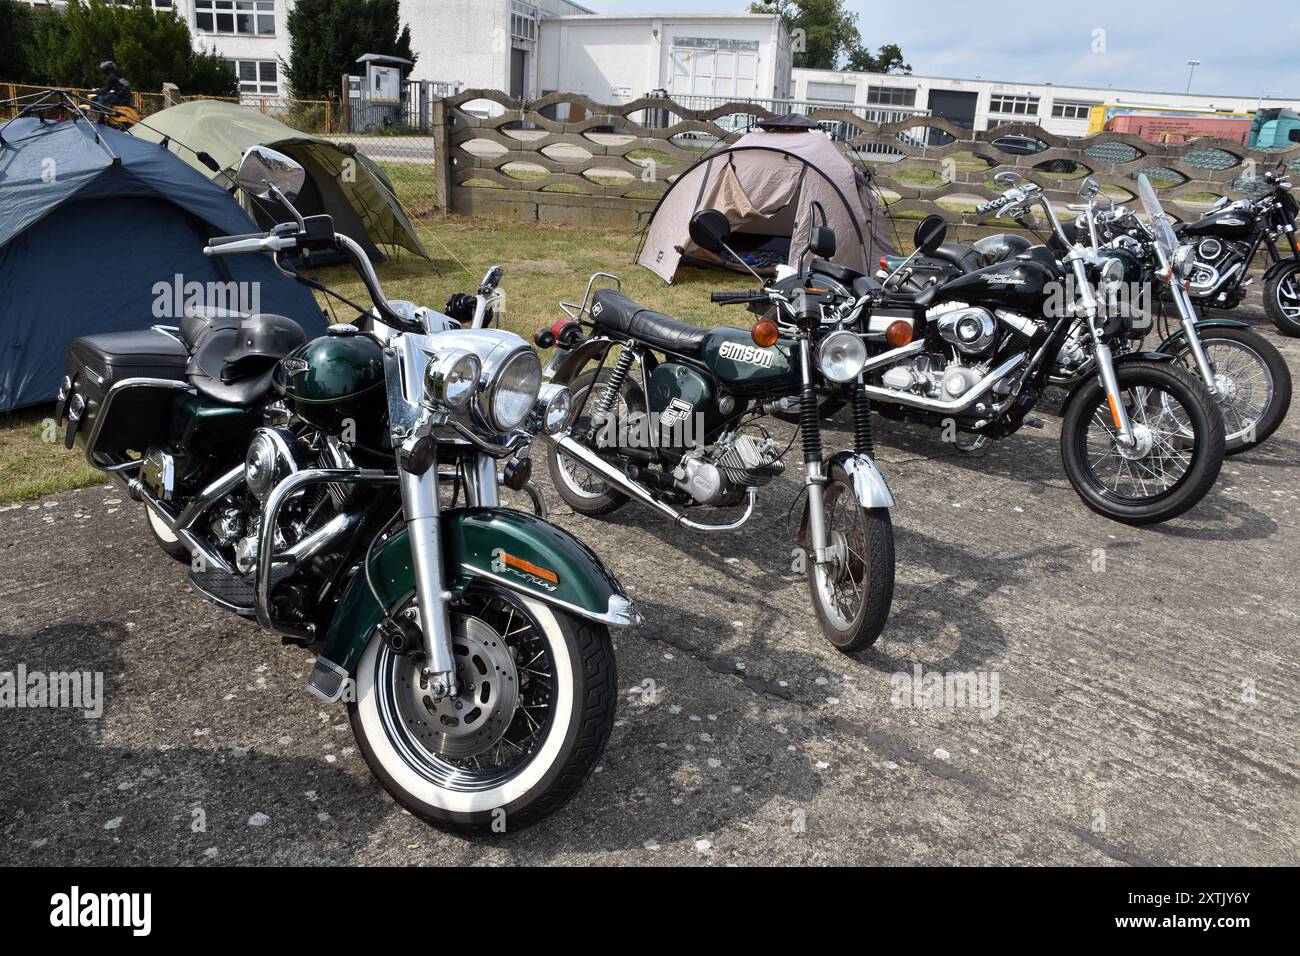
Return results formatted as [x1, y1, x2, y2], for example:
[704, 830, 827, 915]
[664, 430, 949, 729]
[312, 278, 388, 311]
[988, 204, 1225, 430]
[700, 327, 799, 397]
[273, 329, 386, 436]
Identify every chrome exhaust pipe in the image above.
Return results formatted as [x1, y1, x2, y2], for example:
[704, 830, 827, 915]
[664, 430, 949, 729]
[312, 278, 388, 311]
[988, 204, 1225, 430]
[864, 352, 1027, 414]
[550, 434, 757, 531]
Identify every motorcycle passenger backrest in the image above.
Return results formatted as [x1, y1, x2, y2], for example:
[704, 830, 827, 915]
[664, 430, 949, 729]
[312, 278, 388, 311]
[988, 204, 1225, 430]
[809, 226, 836, 259]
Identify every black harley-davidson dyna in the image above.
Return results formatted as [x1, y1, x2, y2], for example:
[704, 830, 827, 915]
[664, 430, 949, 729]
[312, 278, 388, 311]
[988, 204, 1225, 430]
[537, 209, 901, 652]
[56, 146, 638, 832]
[781, 177, 1226, 525]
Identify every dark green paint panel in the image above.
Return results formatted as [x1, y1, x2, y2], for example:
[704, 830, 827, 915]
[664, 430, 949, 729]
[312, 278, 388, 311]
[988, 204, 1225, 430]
[1155, 318, 1250, 353]
[321, 507, 626, 673]
[170, 392, 257, 454]
[700, 328, 799, 396]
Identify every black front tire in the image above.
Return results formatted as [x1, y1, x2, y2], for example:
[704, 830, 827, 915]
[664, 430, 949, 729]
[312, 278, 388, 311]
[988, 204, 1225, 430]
[1264, 264, 1300, 337]
[1060, 362, 1224, 525]
[805, 462, 895, 652]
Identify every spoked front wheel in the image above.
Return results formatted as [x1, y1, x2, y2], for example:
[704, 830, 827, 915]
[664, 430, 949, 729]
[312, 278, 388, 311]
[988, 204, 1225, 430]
[1165, 326, 1291, 454]
[349, 584, 616, 832]
[805, 462, 895, 652]
[1060, 362, 1224, 525]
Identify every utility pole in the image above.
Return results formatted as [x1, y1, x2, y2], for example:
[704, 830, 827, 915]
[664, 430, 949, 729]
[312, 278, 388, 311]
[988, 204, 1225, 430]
[1185, 59, 1201, 94]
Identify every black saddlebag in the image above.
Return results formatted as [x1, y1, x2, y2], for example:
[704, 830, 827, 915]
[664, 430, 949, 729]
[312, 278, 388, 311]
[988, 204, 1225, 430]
[58, 328, 190, 456]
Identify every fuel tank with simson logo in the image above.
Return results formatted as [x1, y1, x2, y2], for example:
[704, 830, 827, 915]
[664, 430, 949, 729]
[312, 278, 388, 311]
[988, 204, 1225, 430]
[699, 327, 799, 397]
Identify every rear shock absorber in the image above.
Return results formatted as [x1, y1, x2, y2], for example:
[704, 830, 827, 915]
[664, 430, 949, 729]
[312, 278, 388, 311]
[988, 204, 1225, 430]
[852, 380, 875, 457]
[594, 348, 635, 419]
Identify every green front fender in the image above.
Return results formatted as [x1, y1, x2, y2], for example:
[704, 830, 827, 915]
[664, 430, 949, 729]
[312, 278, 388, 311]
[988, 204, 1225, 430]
[1155, 318, 1250, 353]
[319, 507, 639, 677]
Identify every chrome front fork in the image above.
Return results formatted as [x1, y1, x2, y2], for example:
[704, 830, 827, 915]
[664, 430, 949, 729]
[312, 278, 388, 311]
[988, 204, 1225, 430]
[400, 450, 501, 700]
[1074, 257, 1136, 445]
[1170, 282, 1220, 398]
[798, 336, 832, 563]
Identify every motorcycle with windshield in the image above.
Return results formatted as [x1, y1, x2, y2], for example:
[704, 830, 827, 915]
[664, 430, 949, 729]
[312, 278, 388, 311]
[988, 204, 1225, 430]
[808, 172, 1226, 524]
[55, 146, 638, 832]
[538, 209, 897, 651]
[1068, 173, 1291, 454]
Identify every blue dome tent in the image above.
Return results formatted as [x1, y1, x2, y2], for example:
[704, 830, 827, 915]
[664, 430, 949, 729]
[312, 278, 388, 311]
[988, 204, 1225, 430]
[0, 115, 325, 411]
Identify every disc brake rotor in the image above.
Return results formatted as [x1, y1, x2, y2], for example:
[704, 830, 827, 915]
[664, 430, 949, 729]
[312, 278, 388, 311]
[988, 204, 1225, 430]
[398, 616, 519, 759]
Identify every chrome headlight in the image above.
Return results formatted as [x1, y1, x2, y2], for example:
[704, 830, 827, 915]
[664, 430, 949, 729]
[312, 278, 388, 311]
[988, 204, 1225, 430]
[815, 329, 867, 383]
[1172, 244, 1196, 280]
[423, 348, 480, 411]
[484, 349, 542, 432]
[529, 383, 573, 435]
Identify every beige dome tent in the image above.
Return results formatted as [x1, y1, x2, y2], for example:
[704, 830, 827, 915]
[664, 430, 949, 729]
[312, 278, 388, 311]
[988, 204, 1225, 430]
[131, 100, 427, 263]
[637, 115, 895, 282]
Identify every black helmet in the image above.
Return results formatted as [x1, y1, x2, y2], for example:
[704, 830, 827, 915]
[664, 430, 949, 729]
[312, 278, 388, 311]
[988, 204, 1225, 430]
[99, 60, 118, 74]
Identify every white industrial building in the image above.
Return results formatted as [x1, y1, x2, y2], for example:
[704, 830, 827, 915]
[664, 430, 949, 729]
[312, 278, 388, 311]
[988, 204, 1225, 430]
[791, 67, 1300, 137]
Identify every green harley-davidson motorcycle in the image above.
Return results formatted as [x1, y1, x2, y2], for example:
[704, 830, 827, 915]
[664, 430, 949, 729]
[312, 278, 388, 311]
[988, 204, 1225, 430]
[539, 208, 897, 652]
[56, 146, 638, 832]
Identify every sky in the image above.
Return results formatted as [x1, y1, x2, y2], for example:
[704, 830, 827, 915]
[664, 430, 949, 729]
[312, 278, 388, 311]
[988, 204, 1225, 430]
[583, 0, 1300, 101]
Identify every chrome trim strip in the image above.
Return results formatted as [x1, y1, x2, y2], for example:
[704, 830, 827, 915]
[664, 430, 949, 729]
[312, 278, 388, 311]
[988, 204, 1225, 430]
[459, 565, 643, 627]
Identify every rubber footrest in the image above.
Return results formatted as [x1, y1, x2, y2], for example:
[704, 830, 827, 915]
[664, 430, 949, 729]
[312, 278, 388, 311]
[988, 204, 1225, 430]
[188, 570, 257, 616]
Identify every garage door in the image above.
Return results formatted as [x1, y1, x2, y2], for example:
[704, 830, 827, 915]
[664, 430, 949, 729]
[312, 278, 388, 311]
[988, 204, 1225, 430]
[669, 46, 758, 98]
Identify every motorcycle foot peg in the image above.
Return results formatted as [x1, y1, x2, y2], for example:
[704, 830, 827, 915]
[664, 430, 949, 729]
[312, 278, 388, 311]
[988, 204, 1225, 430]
[503, 455, 533, 491]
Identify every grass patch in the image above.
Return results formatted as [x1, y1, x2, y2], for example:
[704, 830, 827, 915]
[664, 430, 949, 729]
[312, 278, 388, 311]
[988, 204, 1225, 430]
[0, 406, 101, 506]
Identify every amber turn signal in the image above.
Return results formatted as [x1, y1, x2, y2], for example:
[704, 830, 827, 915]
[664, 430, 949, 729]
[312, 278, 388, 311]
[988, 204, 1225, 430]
[886, 320, 913, 347]
[751, 319, 779, 348]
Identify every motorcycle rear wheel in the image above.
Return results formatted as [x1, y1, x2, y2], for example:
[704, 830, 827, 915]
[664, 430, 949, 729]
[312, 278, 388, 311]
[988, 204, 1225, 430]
[545, 366, 644, 517]
[349, 584, 616, 833]
[1265, 264, 1300, 337]
[1060, 362, 1224, 524]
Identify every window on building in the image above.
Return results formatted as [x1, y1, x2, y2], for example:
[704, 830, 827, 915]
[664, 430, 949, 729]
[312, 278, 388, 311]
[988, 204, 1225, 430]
[511, 1, 538, 42]
[989, 94, 1039, 116]
[152, 0, 173, 7]
[1051, 100, 1097, 119]
[807, 81, 856, 104]
[866, 85, 916, 108]
[196, 0, 274, 35]
[229, 59, 278, 95]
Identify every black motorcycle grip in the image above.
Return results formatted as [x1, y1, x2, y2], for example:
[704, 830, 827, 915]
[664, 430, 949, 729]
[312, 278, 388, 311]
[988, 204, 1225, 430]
[710, 291, 763, 304]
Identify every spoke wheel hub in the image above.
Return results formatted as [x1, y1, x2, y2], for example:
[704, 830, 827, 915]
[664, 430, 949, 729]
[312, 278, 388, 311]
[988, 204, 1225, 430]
[1117, 422, 1156, 460]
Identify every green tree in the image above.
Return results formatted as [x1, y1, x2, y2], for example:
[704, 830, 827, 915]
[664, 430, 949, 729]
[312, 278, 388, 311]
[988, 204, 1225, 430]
[847, 43, 912, 75]
[21, 0, 236, 96]
[0, 0, 37, 82]
[284, 0, 415, 100]
[750, 0, 908, 73]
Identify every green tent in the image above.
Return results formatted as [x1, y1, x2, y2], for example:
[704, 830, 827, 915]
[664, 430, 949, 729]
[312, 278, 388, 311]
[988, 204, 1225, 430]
[131, 100, 427, 262]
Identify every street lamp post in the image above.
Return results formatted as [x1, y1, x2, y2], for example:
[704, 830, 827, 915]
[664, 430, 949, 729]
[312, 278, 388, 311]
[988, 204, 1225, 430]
[1185, 59, 1201, 94]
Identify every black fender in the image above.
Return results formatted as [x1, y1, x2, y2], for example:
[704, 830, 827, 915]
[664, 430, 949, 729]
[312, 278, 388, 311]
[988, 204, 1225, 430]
[1262, 255, 1300, 284]
[1062, 351, 1176, 407]
[1155, 318, 1250, 353]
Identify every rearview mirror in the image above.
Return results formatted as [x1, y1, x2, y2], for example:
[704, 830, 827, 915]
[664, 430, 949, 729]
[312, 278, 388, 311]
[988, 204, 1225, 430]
[993, 170, 1023, 188]
[236, 145, 305, 203]
[689, 208, 732, 254]
[1079, 177, 1100, 199]
[913, 214, 948, 256]
[810, 226, 836, 258]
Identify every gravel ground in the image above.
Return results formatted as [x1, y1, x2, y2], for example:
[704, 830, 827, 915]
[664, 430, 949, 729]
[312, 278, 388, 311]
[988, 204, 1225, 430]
[2, 294, 1297, 867]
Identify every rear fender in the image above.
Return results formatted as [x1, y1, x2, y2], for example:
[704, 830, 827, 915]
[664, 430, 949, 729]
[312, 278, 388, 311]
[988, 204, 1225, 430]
[1262, 255, 1300, 283]
[312, 506, 638, 700]
[543, 335, 616, 383]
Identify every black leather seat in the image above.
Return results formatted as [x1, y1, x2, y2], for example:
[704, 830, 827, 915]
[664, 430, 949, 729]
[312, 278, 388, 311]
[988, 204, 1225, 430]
[590, 290, 709, 357]
[185, 313, 306, 408]
[930, 242, 986, 273]
[810, 257, 862, 285]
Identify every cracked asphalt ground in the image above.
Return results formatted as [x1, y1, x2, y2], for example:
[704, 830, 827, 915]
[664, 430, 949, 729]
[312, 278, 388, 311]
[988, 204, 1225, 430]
[2, 294, 1297, 867]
